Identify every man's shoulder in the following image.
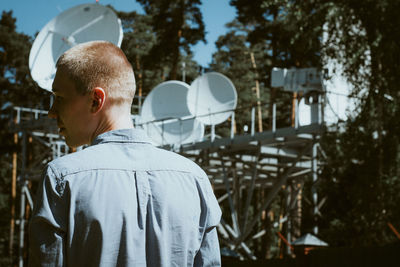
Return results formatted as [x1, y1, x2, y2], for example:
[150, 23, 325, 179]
[154, 147, 207, 178]
[47, 142, 207, 179]
[47, 145, 103, 177]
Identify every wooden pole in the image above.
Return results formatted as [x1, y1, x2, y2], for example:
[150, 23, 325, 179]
[388, 222, 400, 240]
[250, 52, 263, 132]
[276, 231, 294, 251]
[291, 92, 297, 127]
[9, 131, 18, 257]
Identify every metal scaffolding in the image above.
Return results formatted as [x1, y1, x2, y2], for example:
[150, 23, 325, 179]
[9, 107, 69, 267]
[10, 100, 324, 264]
[176, 122, 324, 259]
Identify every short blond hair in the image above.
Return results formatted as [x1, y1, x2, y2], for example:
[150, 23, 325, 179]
[56, 41, 136, 105]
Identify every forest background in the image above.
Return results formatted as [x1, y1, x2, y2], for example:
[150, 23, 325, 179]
[1, 0, 400, 265]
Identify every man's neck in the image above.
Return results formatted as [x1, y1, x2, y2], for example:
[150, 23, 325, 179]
[90, 108, 134, 144]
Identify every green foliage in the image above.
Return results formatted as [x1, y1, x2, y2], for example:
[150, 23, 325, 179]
[230, 0, 400, 249]
[0, 154, 13, 266]
[115, 6, 201, 105]
[210, 20, 264, 135]
[210, 19, 294, 136]
[136, 0, 205, 80]
[231, 0, 323, 68]
[115, 9, 160, 98]
[0, 10, 48, 265]
[0, 11, 49, 109]
[315, 0, 400, 247]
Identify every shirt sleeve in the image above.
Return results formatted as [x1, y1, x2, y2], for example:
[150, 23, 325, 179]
[29, 165, 67, 267]
[194, 176, 222, 267]
[194, 227, 221, 267]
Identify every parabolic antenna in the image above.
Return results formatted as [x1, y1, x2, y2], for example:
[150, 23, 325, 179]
[188, 72, 237, 125]
[323, 63, 357, 125]
[29, 3, 123, 91]
[299, 93, 321, 126]
[321, 22, 362, 125]
[140, 81, 204, 146]
[298, 97, 311, 126]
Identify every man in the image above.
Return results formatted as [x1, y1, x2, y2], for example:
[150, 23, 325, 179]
[29, 41, 222, 266]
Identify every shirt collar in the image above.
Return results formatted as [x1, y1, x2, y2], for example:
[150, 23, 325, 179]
[91, 128, 153, 146]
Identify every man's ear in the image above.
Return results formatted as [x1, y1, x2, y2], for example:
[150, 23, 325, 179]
[91, 87, 106, 113]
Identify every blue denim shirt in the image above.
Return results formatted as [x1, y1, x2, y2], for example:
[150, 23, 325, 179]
[29, 128, 221, 267]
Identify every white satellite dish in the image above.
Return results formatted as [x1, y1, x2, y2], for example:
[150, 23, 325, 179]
[323, 63, 357, 125]
[298, 93, 321, 126]
[188, 72, 237, 125]
[29, 3, 123, 91]
[298, 97, 311, 126]
[321, 22, 363, 125]
[140, 81, 204, 146]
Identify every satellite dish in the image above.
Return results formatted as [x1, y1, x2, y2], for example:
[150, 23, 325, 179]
[299, 93, 322, 126]
[140, 81, 204, 146]
[188, 72, 237, 125]
[323, 64, 356, 125]
[298, 97, 311, 126]
[29, 3, 123, 91]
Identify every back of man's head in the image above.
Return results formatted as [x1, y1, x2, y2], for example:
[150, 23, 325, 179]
[56, 41, 136, 106]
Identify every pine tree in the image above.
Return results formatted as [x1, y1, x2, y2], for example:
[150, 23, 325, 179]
[0, 10, 48, 264]
[230, 0, 400, 247]
[136, 0, 205, 80]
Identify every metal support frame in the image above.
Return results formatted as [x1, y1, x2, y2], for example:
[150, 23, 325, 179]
[10, 107, 67, 267]
[312, 141, 319, 235]
[10, 102, 324, 262]
[180, 131, 320, 259]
